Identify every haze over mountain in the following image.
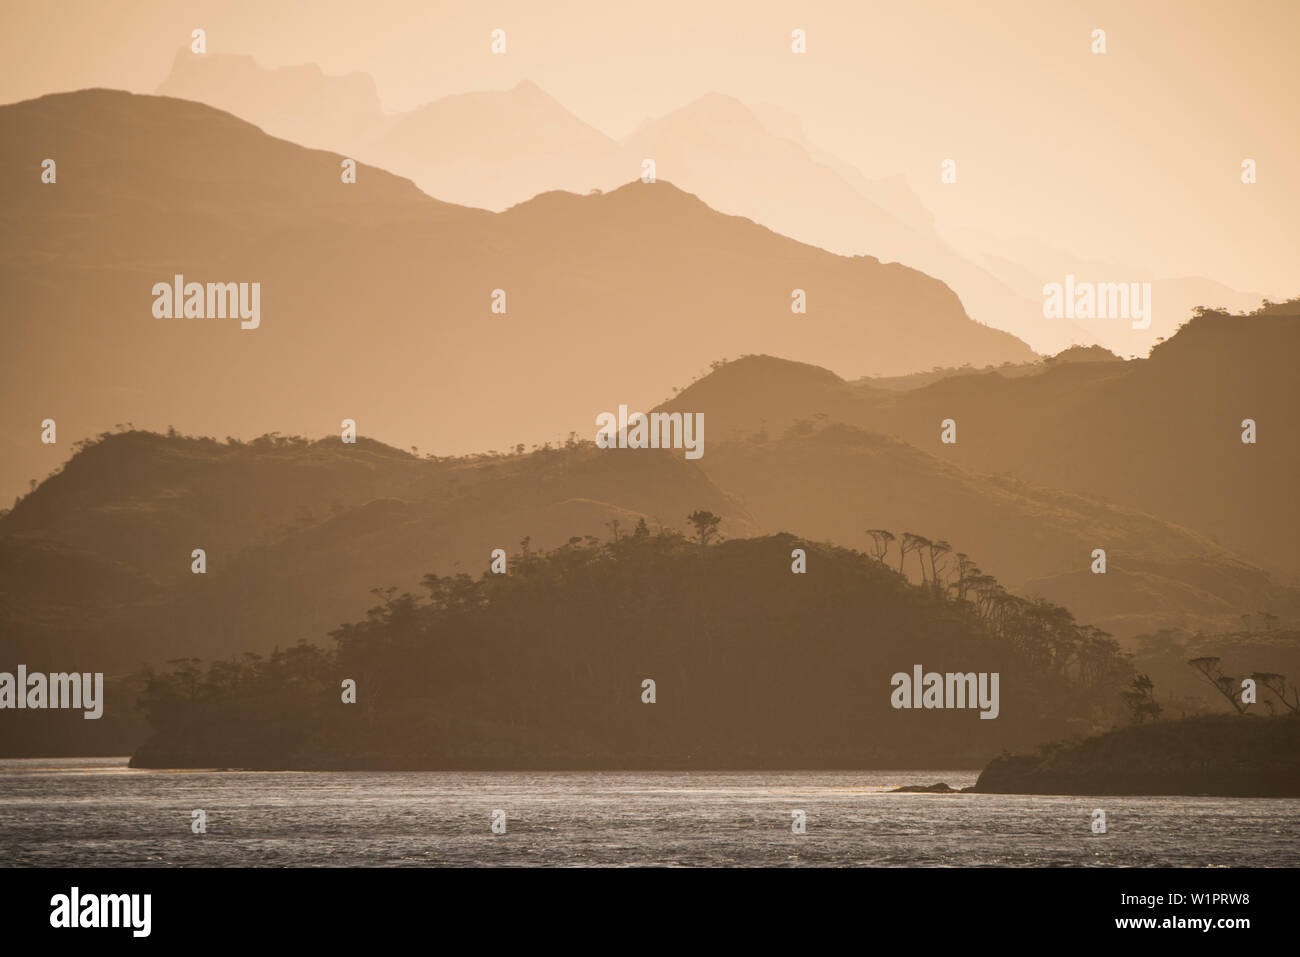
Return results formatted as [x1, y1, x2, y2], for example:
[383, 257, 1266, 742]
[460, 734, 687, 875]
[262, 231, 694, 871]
[149, 51, 1280, 358]
[157, 50, 383, 153]
[0, 431, 752, 671]
[657, 303, 1300, 583]
[154, 54, 1069, 353]
[159, 52, 633, 211]
[0, 88, 1033, 507]
[2, 309, 1293, 760]
[3, 375, 1293, 704]
[362, 80, 623, 212]
[944, 224, 1266, 355]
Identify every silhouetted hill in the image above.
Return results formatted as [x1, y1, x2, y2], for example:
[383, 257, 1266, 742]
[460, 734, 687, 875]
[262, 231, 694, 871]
[659, 304, 1300, 581]
[687, 423, 1300, 639]
[621, 93, 1058, 353]
[158, 50, 383, 153]
[158, 56, 623, 210]
[0, 430, 750, 675]
[127, 531, 1133, 770]
[364, 80, 622, 210]
[0, 89, 1034, 506]
[849, 345, 1122, 392]
[150, 54, 1103, 354]
[974, 715, 1300, 796]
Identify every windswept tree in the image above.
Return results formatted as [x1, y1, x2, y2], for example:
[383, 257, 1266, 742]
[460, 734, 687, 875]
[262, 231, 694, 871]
[865, 529, 895, 564]
[911, 534, 933, 582]
[131, 527, 1138, 769]
[926, 539, 952, 592]
[950, 553, 978, 602]
[1250, 672, 1300, 714]
[899, 532, 927, 579]
[1188, 657, 1251, 714]
[687, 510, 722, 546]
[1120, 673, 1162, 724]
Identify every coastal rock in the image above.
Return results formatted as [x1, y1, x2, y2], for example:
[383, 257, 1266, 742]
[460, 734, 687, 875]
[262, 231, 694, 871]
[890, 782, 960, 793]
[972, 714, 1300, 797]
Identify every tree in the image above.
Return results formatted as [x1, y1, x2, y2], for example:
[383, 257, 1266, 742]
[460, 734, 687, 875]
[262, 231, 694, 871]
[898, 533, 915, 573]
[900, 532, 929, 580]
[865, 529, 894, 564]
[1188, 657, 1250, 714]
[687, 510, 722, 546]
[1251, 672, 1299, 714]
[926, 539, 952, 591]
[1120, 673, 1162, 723]
[950, 553, 977, 602]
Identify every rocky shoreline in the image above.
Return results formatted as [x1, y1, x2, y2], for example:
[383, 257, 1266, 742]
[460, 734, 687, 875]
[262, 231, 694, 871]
[972, 715, 1300, 797]
[128, 715, 1300, 797]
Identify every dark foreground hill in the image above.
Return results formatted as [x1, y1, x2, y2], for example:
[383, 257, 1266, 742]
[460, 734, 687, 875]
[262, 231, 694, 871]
[128, 531, 1133, 770]
[974, 715, 1300, 796]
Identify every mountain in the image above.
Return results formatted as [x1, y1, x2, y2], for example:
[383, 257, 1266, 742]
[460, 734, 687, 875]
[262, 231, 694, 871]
[680, 420, 1299, 640]
[657, 304, 1300, 583]
[0, 431, 751, 674]
[620, 93, 1081, 353]
[943, 224, 1269, 355]
[126, 531, 1135, 770]
[361, 80, 624, 210]
[0, 88, 1034, 507]
[157, 54, 625, 211]
[152, 53, 1289, 359]
[157, 50, 382, 154]
[150, 55, 1083, 352]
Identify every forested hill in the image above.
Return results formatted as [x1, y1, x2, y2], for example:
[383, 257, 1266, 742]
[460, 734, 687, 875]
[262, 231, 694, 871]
[130, 528, 1133, 770]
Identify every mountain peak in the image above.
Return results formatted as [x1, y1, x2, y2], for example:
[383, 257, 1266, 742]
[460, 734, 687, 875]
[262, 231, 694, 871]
[669, 91, 762, 128]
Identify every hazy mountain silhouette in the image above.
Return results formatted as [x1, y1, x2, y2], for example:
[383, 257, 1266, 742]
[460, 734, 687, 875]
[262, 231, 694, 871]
[852, 344, 1124, 391]
[157, 50, 382, 154]
[149, 54, 1081, 351]
[683, 419, 1298, 639]
[3, 399, 1292, 697]
[150, 51, 1290, 360]
[0, 431, 751, 673]
[945, 224, 1268, 354]
[363, 80, 623, 211]
[658, 304, 1300, 583]
[619, 92, 1083, 353]
[0, 88, 1034, 506]
[157, 54, 623, 210]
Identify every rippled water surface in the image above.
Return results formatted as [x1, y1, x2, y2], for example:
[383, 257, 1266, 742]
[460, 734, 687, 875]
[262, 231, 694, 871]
[2, 758, 1297, 867]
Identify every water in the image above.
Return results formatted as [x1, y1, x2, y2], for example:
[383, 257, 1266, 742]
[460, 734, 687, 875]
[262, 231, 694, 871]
[2, 758, 1297, 867]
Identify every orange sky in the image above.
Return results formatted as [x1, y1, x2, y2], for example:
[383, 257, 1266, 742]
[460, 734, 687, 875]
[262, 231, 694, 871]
[1, 0, 1296, 295]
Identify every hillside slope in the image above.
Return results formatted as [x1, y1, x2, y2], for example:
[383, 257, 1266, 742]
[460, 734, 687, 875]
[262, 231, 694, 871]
[658, 306, 1300, 581]
[0, 89, 1034, 506]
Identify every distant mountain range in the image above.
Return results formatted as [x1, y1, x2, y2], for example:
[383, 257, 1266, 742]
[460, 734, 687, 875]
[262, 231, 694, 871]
[0, 88, 1033, 506]
[156, 52, 1268, 355]
[1, 81, 1294, 754]
[2, 304, 1296, 692]
[658, 303, 1300, 584]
